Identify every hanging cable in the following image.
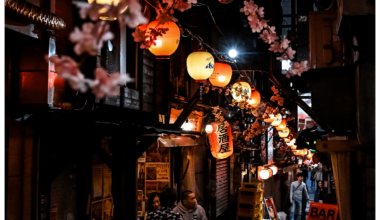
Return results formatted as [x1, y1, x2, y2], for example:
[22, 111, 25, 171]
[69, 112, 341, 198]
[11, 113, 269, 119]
[193, 3, 225, 37]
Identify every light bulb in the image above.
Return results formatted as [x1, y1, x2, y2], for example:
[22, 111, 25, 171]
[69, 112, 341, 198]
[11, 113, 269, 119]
[182, 120, 194, 131]
[154, 39, 162, 47]
[260, 168, 270, 180]
[228, 49, 237, 58]
[218, 75, 226, 82]
[205, 124, 213, 134]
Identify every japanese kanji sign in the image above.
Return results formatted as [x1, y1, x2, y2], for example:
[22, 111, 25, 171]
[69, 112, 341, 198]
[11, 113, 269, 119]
[208, 122, 233, 159]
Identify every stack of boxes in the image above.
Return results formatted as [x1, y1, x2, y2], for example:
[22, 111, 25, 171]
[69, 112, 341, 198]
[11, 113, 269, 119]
[236, 180, 263, 220]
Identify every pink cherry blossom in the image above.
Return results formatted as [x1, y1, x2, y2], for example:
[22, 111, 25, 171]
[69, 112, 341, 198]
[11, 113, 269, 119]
[175, 0, 196, 12]
[280, 35, 291, 49]
[162, 0, 174, 7]
[156, 11, 178, 24]
[276, 53, 289, 61]
[74, 1, 105, 21]
[259, 28, 278, 44]
[70, 21, 114, 56]
[45, 55, 89, 92]
[257, 7, 265, 18]
[240, 1, 258, 15]
[118, 0, 147, 28]
[284, 47, 296, 60]
[131, 28, 146, 43]
[91, 68, 134, 98]
[284, 61, 309, 77]
[268, 42, 284, 53]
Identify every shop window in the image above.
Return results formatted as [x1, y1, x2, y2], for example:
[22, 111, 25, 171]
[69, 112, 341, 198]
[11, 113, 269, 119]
[137, 141, 171, 219]
[91, 155, 113, 220]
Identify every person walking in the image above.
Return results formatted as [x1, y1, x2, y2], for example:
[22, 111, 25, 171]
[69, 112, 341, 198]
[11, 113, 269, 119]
[146, 189, 184, 220]
[173, 190, 208, 220]
[310, 167, 316, 189]
[290, 173, 310, 220]
[314, 181, 325, 203]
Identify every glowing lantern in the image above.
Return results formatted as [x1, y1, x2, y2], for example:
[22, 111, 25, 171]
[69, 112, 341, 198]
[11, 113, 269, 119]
[88, 0, 128, 20]
[181, 119, 194, 131]
[307, 151, 314, 160]
[209, 62, 232, 87]
[286, 139, 296, 146]
[271, 114, 282, 126]
[231, 82, 251, 102]
[207, 122, 233, 159]
[269, 165, 278, 175]
[145, 21, 180, 59]
[264, 114, 275, 123]
[247, 90, 261, 107]
[293, 148, 308, 156]
[284, 137, 291, 142]
[276, 119, 287, 131]
[278, 128, 289, 138]
[205, 124, 213, 134]
[187, 50, 215, 82]
[259, 168, 270, 180]
[290, 145, 297, 150]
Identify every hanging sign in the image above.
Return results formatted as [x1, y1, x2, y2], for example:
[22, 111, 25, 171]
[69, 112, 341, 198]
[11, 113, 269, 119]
[208, 122, 233, 159]
[307, 202, 338, 220]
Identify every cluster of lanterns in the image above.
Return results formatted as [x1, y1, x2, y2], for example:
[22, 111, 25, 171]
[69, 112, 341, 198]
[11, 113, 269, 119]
[259, 165, 278, 180]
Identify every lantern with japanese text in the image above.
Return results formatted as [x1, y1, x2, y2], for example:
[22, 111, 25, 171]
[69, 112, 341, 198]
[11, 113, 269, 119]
[231, 82, 251, 102]
[247, 90, 261, 107]
[293, 148, 308, 156]
[87, 0, 128, 20]
[146, 21, 180, 59]
[207, 122, 233, 159]
[276, 119, 287, 131]
[209, 62, 232, 87]
[187, 50, 215, 82]
[271, 114, 282, 126]
[278, 128, 290, 138]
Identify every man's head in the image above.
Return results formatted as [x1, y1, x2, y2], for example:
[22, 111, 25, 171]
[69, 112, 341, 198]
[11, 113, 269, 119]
[297, 173, 303, 182]
[181, 190, 197, 210]
[160, 188, 177, 209]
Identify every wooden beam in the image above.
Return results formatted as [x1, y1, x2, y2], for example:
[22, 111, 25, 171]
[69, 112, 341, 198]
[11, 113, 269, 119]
[172, 88, 200, 129]
[316, 140, 360, 152]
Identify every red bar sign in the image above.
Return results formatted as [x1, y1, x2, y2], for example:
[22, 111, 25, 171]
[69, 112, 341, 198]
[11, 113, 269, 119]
[307, 202, 338, 220]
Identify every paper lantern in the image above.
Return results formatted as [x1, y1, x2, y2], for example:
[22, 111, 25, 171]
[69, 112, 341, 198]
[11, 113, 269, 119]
[284, 137, 291, 142]
[205, 124, 213, 134]
[207, 122, 233, 159]
[181, 119, 194, 131]
[259, 168, 270, 180]
[247, 90, 261, 107]
[231, 82, 251, 102]
[307, 151, 314, 160]
[264, 114, 275, 123]
[293, 148, 308, 156]
[88, 0, 128, 20]
[271, 114, 282, 126]
[187, 51, 215, 82]
[269, 165, 278, 175]
[146, 21, 180, 59]
[290, 145, 297, 150]
[209, 62, 232, 87]
[276, 119, 287, 131]
[279, 128, 289, 138]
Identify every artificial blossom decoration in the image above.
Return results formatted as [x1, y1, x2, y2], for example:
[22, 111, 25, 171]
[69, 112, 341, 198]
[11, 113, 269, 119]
[240, 0, 309, 78]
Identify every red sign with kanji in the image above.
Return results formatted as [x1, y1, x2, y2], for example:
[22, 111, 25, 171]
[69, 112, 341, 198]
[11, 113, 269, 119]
[307, 202, 338, 220]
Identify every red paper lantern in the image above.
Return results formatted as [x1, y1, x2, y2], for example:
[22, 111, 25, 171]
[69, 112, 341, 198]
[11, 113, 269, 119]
[247, 90, 261, 107]
[209, 62, 232, 87]
[145, 21, 180, 59]
[207, 122, 233, 159]
[275, 119, 287, 131]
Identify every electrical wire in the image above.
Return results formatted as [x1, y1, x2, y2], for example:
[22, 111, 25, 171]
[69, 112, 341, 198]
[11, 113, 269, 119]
[193, 3, 225, 37]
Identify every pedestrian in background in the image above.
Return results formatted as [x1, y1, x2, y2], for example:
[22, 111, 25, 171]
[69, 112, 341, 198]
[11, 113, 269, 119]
[289, 173, 309, 220]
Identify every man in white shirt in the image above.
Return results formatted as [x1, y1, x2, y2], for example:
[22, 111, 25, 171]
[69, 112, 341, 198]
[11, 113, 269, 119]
[290, 173, 309, 220]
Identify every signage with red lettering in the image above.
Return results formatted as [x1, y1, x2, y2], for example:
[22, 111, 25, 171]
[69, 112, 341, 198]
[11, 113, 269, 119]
[307, 202, 338, 220]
